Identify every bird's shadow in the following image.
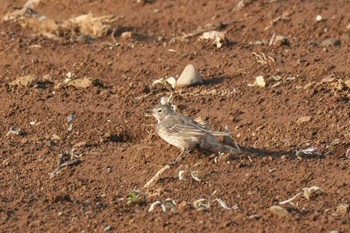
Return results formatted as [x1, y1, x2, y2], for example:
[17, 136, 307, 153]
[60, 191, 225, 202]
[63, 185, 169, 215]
[240, 146, 325, 160]
[203, 75, 228, 86]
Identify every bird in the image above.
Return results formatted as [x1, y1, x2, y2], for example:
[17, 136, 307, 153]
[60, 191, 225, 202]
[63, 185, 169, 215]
[151, 103, 241, 161]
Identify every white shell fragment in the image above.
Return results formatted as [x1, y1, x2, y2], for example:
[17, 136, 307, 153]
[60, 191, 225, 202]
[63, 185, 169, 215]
[248, 76, 266, 88]
[152, 77, 177, 89]
[176, 64, 203, 88]
[178, 170, 186, 180]
[303, 186, 324, 200]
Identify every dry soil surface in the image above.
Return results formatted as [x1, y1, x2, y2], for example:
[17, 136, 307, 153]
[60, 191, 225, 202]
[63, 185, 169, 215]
[0, 0, 350, 232]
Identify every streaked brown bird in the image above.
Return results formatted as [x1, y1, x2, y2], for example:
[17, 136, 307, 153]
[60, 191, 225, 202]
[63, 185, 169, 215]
[151, 103, 241, 161]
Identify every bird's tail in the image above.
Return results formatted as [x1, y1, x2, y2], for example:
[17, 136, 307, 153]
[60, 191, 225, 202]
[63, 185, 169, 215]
[199, 135, 241, 156]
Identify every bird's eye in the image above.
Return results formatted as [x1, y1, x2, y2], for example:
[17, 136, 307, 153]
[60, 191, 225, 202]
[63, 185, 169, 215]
[157, 109, 162, 113]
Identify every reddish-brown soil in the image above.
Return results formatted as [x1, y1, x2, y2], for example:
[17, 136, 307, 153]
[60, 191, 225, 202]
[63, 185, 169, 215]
[1, 0, 350, 232]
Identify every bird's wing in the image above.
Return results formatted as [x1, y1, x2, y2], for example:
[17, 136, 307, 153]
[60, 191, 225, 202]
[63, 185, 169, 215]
[162, 115, 209, 137]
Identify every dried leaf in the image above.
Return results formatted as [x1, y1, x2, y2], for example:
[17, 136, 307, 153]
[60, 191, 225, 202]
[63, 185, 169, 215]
[190, 171, 201, 182]
[213, 199, 231, 209]
[193, 199, 210, 211]
[346, 148, 350, 159]
[303, 186, 324, 200]
[152, 77, 177, 89]
[148, 201, 162, 212]
[164, 198, 177, 212]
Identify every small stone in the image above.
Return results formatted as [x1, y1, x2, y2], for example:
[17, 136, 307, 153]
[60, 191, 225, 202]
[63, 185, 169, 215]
[176, 64, 203, 88]
[346, 23, 350, 31]
[104, 226, 112, 232]
[320, 38, 341, 47]
[274, 35, 289, 47]
[297, 116, 312, 124]
[270, 205, 289, 216]
[336, 204, 349, 216]
[316, 15, 323, 22]
[345, 79, 350, 88]
[121, 31, 134, 39]
[57, 212, 63, 217]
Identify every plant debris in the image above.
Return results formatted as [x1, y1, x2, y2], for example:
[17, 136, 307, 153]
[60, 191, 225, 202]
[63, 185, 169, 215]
[127, 190, 144, 205]
[177, 170, 201, 182]
[295, 146, 321, 157]
[148, 198, 177, 212]
[303, 186, 324, 200]
[144, 164, 171, 188]
[152, 77, 177, 90]
[6, 127, 23, 136]
[248, 76, 266, 88]
[199, 30, 227, 48]
[49, 150, 82, 178]
[192, 198, 231, 211]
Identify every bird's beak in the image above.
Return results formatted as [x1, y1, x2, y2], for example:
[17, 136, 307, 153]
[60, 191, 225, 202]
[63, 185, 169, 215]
[144, 109, 153, 117]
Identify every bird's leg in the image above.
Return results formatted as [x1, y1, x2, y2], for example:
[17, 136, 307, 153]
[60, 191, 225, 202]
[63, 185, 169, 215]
[175, 149, 185, 162]
[168, 149, 191, 165]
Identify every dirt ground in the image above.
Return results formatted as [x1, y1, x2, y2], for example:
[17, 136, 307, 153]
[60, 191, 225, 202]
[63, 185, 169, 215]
[0, 0, 350, 232]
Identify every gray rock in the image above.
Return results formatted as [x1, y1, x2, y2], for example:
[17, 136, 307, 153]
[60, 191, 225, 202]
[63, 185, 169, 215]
[176, 64, 203, 88]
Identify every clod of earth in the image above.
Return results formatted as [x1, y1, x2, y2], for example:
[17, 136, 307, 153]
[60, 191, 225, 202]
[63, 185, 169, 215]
[270, 205, 289, 216]
[296, 116, 312, 124]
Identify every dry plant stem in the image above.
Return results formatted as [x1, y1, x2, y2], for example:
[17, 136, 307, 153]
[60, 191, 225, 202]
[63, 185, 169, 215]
[182, 25, 222, 39]
[49, 159, 82, 178]
[144, 164, 171, 188]
[279, 192, 303, 205]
